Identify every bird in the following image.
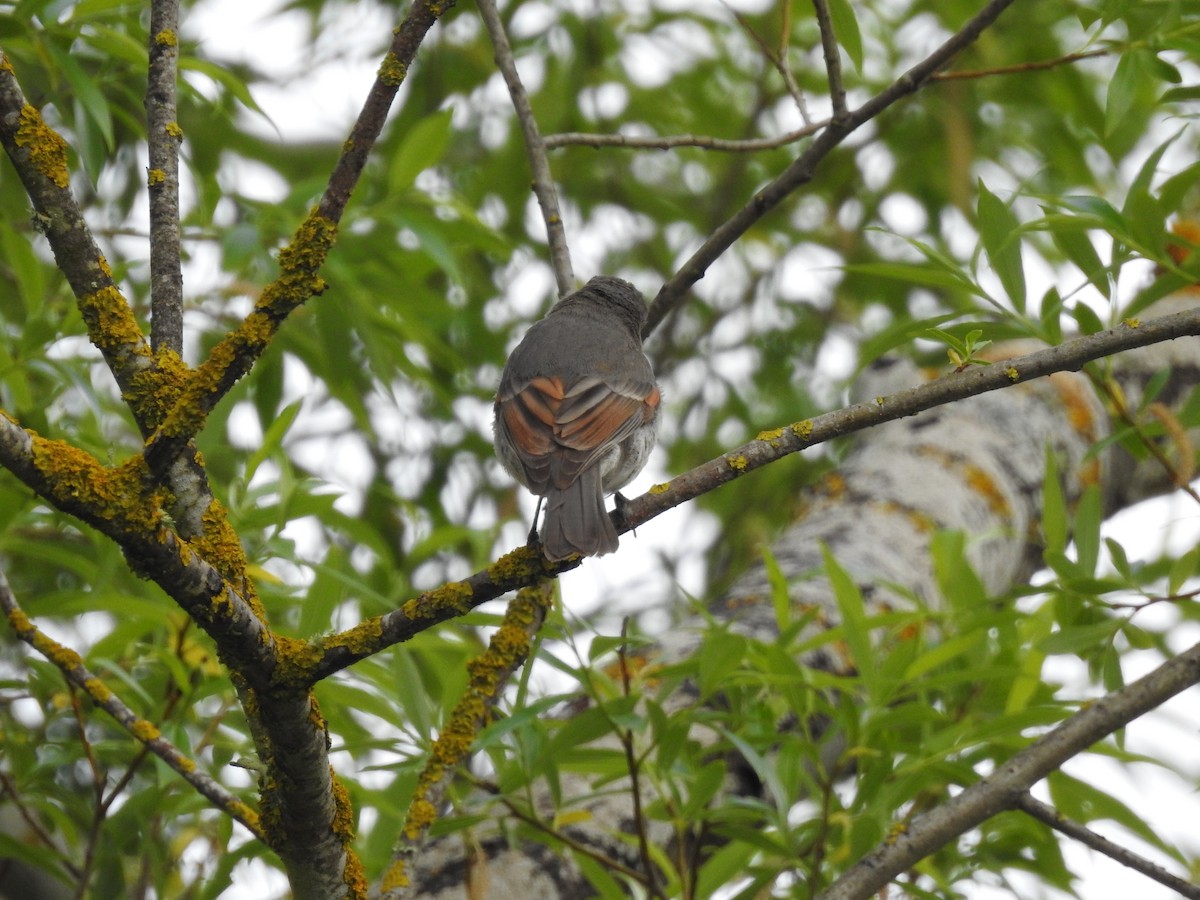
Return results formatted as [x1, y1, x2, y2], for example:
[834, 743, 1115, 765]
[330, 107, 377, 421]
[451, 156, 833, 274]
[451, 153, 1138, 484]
[493, 276, 660, 561]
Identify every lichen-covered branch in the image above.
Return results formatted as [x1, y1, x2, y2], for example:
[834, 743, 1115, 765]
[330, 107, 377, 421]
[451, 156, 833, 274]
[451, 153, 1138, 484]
[0, 569, 264, 840]
[379, 580, 553, 897]
[0, 54, 157, 426]
[142, 0, 455, 471]
[145, 0, 185, 355]
[0, 415, 274, 675]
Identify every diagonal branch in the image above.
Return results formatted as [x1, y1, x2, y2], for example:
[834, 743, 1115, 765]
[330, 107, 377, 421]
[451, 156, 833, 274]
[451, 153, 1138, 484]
[645, 0, 1018, 336]
[476, 0, 574, 296]
[1014, 792, 1200, 900]
[817, 637, 1200, 900]
[0, 568, 264, 840]
[300, 305, 1200, 683]
[142, 0, 455, 472]
[146, 0, 185, 355]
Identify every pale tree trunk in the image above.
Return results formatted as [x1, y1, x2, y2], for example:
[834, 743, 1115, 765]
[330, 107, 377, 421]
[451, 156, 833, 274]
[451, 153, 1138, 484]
[400, 296, 1200, 899]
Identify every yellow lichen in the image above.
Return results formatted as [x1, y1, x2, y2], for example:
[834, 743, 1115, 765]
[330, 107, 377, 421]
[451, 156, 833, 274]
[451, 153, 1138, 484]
[726, 454, 748, 471]
[791, 420, 814, 440]
[165, 121, 183, 139]
[1123, 317, 1140, 329]
[378, 52, 408, 86]
[82, 677, 111, 703]
[648, 482, 670, 495]
[14, 104, 69, 188]
[403, 580, 474, 621]
[756, 427, 785, 442]
[403, 797, 437, 839]
[380, 859, 410, 892]
[147, 168, 166, 186]
[131, 719, 161, 742]
[1006, 366, 1019, 382]
[78, 285, 147, 358]
[155, 29, 178, 46]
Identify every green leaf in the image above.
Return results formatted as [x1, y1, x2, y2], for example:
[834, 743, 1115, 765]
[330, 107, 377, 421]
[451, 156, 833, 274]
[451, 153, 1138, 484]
[822, 545, 881, 702]
[977, 180, 1026, 312]
[1072, 486, 1102, 576]
[1042, 449, 1067, 554]
[389, 107, 454, 194]
[1105, 49, 1154, 137]
[825, 0, 864, 71]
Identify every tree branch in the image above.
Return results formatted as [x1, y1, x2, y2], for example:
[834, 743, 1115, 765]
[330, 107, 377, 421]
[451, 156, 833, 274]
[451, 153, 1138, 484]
[544, 122, 827, 152]
[145, 0, 185, 355]
[0, 55, 157, 427]
[646, 0, 1018, 335]
[0, 568, 264, 840]
[811, 0, 847, 119]
[476, 0, 574, 296]
[817, 639, 1200, 900]
[1014, 792, 1200, 900]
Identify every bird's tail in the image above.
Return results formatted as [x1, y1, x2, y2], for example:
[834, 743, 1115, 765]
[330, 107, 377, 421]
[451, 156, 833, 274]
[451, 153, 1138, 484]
[541, 468, 619, 560]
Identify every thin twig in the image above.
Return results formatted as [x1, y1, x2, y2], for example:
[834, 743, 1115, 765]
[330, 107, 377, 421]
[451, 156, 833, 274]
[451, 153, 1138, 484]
[931, 48, 1110, 81]
[0, 770, 82, 879]
[811, 0, 847, 119]
[146, 0, 184, 355]
[724, 3, 812, 125]
[0, 569, 264, 840]
[646, 0, 1019, 335]
[544, 122, 827, 152]
[778, 1, 812, 124]
[476, 0, 574, 296]
[617, 618, 666, 900]
[1014, 792, 1200, 900]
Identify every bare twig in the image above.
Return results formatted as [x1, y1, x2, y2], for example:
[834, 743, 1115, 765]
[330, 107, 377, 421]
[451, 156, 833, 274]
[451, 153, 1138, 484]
[617, 619, 666, 899]
[725, 3, 812, 124]
[811, 0, 847, 119]
[476, 0, 574, 295]
[544, 122, 827, 152]
[646, 0, 1019, 335]
[1015, 793, 1200, 900]
[0, 569, 264, 840]
[932, 48, 1110, 81]
[146, 0, 184, 355]
[301, 305, 1200, 681]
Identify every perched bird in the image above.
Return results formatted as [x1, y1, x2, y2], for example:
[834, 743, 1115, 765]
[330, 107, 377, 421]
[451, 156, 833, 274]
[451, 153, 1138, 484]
[494, 276, 660, 560]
